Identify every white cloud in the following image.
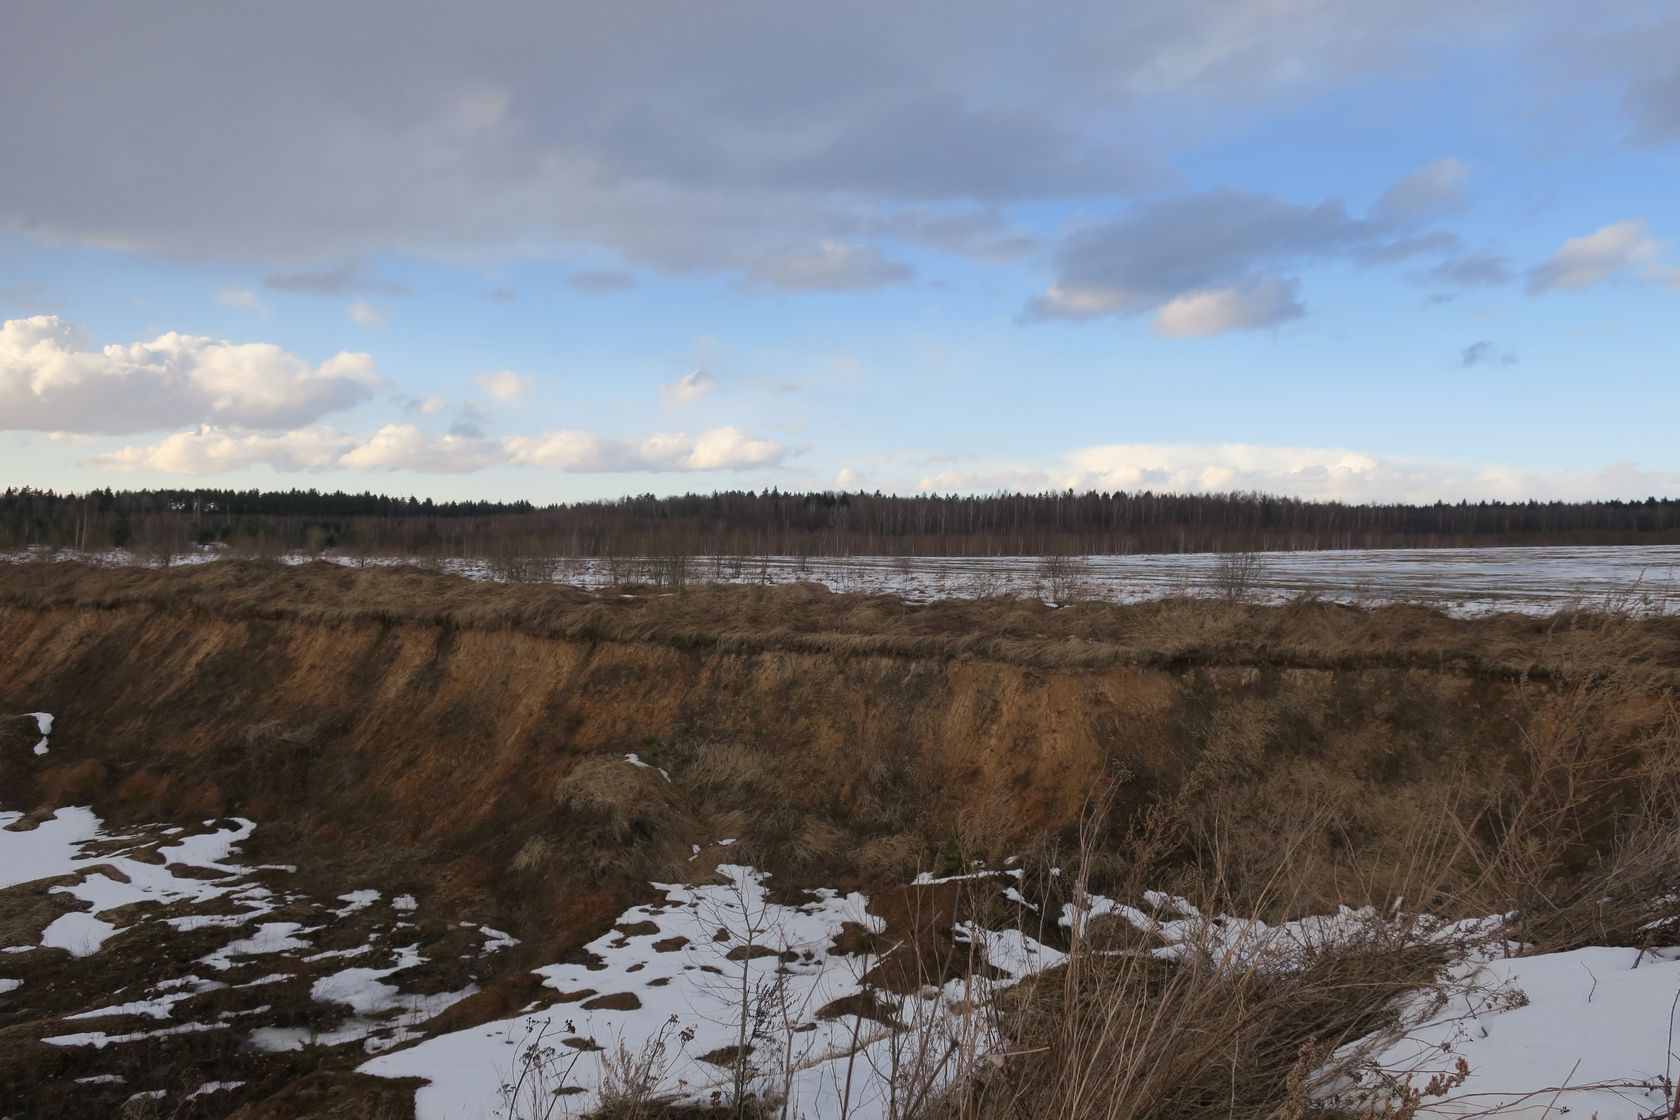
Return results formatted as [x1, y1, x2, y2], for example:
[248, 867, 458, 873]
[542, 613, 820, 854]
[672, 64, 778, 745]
[337, 424, 500, 473]
[504, 425, 789, 472]
[473, 369, 533, 400]
[1153, 275, 1304, 337]
[660, 369, 715, 406]
[86, 424, 489, 475]
[215, 285, 269, 316]
[412, 394, 445, 415]
[1528, 219, 1662, 292]
[0, 315, 379, 434]
[347, 299, 393, 329]
[91, 421, 791, 476]
[684, 427, 786, 470]
[915, 442, 1680, 504]
[88, 426, 358, 474]
[834, 466, 862, 489]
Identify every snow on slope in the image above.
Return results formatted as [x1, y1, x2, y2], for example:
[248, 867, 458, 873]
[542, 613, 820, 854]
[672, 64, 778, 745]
[362, 864, 1032, 1120]
[1329, 945, 1680, 1119]
[0, 809, 267, 956]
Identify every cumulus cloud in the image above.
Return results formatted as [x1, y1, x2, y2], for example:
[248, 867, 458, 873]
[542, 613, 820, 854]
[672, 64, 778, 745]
[473, 369, 533, 400]
[915, 441, 1680, 504]
[1528, 219, 1662, 292]
[215, 285, 268, 316]
[89, 426, 358, 474]
[1373, 157, 1469, 219]
[0, 315, 378, 434]
[88, 424, 493, 475]
[504, 426, 788, 472]
[337, 424, 500, 473]
[660, 369, 715, 406]
[405, 394, 446, 416]
[1459, 340, 1519, 367]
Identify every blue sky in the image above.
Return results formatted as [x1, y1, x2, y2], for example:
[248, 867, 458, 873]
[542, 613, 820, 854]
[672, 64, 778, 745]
[3, 1, 1678, 503]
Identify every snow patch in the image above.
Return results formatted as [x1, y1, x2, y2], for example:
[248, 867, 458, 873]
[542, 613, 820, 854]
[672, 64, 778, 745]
[29, 711, 52, 755]
[623, 753, 671, 782]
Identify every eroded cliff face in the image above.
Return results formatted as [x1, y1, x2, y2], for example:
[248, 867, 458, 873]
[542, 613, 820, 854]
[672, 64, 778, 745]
[2, 560, 1641, 927]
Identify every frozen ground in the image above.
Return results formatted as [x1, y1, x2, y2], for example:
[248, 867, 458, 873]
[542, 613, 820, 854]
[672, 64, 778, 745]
[363, 869, 1680, 1120]
[0, 795, 510, 1107]
[4, 794, 1676, 1117]
[8, 544, 1680, 616]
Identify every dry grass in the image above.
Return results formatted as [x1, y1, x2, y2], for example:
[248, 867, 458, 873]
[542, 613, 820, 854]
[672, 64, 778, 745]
[915, 718, 1680, 1120]
[553, 757, 695, 878]
[3, 559, 1677, 684]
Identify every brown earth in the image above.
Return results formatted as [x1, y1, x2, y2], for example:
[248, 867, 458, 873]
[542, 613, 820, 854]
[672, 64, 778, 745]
[1, 559, 1675, 921]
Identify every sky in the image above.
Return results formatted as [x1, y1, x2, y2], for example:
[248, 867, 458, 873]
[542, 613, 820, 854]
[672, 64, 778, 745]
[3, 1, 1679, 505]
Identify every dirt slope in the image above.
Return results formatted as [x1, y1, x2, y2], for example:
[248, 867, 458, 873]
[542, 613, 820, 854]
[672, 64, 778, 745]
[3, 560, 1673, 924]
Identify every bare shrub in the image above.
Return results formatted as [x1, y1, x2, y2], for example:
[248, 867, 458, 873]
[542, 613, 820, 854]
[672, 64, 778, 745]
[501, 1016, 587, 1120]
[596, 1016, 693, 1119]
[488, 547, 554, 584]
[1207, 550, 1267, 604]
[1036, 554, 1092, 604]
[963, 565, 1010, 600]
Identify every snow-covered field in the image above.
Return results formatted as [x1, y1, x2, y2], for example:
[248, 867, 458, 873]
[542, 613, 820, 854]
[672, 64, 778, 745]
[8, 544, 1680, 616]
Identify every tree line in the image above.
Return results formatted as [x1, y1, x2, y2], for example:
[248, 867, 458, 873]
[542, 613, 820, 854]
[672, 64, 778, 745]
[4, 485, 1679, 559]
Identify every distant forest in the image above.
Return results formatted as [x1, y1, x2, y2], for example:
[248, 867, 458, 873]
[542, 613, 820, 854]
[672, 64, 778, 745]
[4, 486, 1680, 559]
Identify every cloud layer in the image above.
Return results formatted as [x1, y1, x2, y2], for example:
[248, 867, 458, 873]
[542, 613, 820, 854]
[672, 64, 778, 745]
[916, 442, 1680, 504]
[1, 0, 1600, 290]
[3, 316, 792, 479]
[90, 423, 793, 477]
